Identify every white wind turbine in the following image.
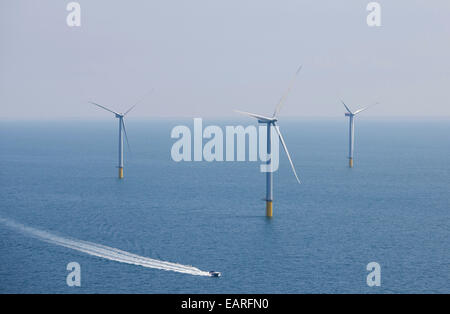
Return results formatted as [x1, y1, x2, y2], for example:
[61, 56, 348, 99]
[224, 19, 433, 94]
[341, 100, 377, 168]
[236, 66, 302, 217]
[89, 102, 135, 179]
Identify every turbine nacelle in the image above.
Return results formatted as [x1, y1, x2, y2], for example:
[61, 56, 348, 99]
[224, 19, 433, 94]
[258, 118, 277, 124]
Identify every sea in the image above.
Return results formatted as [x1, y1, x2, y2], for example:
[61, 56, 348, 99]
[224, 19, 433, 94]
[0, 119, 449, 293]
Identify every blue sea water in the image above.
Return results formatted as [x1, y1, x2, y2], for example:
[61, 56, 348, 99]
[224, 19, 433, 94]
[0, 119, 449, 293]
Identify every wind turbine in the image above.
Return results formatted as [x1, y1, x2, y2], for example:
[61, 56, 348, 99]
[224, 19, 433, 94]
[341, 100, 377, 168]
[236, 66, 302, 217]
[89, 101, 135, 179]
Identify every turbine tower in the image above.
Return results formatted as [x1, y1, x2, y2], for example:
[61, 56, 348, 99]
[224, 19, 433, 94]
[90, 102, 135, 179]
[341, 100, 377, 168]
[236, 66, 302, 217]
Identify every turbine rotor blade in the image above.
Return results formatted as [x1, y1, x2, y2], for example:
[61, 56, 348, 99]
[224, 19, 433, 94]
[123, 105, 136, 116]
[121, 119, 131, 153]
[234, 110, 275, 122]
[273, 124, 301, 184]
[353, 102, 378, 115]
[124, 89, 154, 116]
[341, 100, 353, 114]
[89, 102, 120, 116]
[272, 65, 303, 118]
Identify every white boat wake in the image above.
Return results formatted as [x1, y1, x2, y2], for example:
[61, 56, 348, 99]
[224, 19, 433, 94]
[0, 217, 212, 277]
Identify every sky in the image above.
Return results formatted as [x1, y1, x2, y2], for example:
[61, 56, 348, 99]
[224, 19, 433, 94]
[0, 0, 449, 120]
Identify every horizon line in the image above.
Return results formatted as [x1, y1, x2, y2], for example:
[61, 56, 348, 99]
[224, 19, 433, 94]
[1, 115, 450, 122]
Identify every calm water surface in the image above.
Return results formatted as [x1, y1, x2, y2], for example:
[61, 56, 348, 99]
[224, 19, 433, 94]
[0, 119, 449, 293]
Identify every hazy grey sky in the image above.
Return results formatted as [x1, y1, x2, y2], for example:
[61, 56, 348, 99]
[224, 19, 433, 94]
[1, 0, 449, 119]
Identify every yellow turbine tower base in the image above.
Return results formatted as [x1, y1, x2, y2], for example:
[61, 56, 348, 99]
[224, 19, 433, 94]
[118, 167, 124, 179]
[349, 158, 353, 168]
[266, 201, 273, 218]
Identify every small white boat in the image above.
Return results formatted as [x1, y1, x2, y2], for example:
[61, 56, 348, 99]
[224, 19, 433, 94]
[209, 271, 221, 277]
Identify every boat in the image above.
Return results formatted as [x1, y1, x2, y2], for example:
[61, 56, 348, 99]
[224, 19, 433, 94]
[209, 271, 221, 277]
